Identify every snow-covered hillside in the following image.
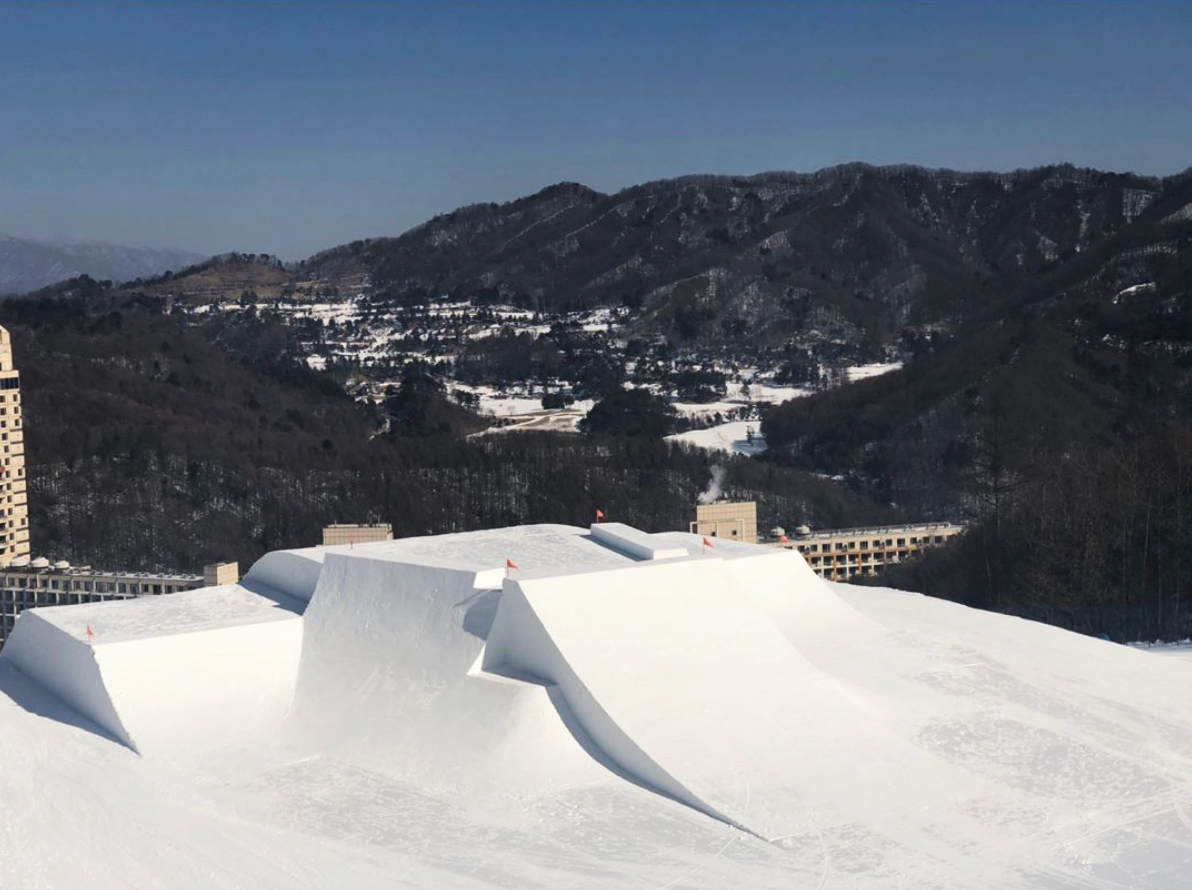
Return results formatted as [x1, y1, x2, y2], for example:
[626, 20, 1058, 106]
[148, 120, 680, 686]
[0, 524, 1189, 888]
[666, 420, 766, 455]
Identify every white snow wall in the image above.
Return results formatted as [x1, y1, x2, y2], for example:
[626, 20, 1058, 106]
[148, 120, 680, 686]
[286, 552, 609, 796]
[481, 553, 873, 840]
[244, 548, 326, 602]
[1, 611, 135, 749]
[1, 611, 302, 755]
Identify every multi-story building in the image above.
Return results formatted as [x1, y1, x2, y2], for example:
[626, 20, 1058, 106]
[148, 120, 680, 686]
[322, 523, 394, 546]
[0, 327, 29, 566]
[773, 522, 963, 581]
[689, 502, 758, 545]
[0, 560, 239, 645]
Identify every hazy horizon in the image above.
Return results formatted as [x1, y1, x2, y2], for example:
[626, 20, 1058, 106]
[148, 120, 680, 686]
[2, 0, 1190, 259]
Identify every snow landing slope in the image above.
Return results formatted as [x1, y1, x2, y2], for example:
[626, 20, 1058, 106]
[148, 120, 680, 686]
[0, 524, 1189, 889]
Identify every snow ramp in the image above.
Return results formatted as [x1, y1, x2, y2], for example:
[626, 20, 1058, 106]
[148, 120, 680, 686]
[482, 553, 884, 840]
[0, 584, 303, 755]
[286, 548, 624, 796]
[243, 547, 326, 602]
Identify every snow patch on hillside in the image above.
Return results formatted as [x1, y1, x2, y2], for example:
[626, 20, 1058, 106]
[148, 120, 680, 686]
[667, 421, 766, 455]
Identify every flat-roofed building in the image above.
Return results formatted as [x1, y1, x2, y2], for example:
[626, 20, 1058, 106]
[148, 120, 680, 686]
[690, 501, 758, 545]
[772, 522, 963, 582]
[322, 523, 393, 546]
[0, 560, 237, 646]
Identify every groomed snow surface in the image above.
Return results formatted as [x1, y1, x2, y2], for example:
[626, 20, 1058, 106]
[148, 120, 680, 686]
[0, 524, 1190, 888]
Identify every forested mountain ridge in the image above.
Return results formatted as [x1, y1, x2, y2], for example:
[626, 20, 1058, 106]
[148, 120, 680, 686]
[0, 281, 885, 572]
[96, 163, 1192, 366]
[11, 161, 1192, 640]
[301, 163, 1192, 345]
[758, 180, 1192, 639]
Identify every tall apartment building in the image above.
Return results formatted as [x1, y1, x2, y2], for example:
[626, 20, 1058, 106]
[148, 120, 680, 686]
[0, 327, 28, 566]
[774, 522, 964, 582]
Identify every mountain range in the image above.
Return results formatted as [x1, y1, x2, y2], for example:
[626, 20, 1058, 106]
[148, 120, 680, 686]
[0, 234, 205, 295]
[6, 162, 1192, 637]
[101, 163, 1192, 357]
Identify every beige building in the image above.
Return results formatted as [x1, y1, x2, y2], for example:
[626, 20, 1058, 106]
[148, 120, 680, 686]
[690, 501, 758, 545]
[203, 561, 240, 587]
[0, 328, 28, 566]
[0, 559, 241, 645]
[323, 523, 394, 546]
[773, 522, 963, 582]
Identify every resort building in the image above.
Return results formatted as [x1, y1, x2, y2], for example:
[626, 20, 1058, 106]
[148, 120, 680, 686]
[773, 522, 963, 581]
[322, 523, 394, 546]
[0, 560, 238, 646]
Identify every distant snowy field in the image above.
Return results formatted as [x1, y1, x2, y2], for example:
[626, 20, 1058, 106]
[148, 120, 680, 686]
[666, 420, 766, 455]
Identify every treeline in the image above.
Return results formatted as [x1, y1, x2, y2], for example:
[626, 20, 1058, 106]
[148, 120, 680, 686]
[28, 435, 887, 574]
[875, 417, 1192, 641]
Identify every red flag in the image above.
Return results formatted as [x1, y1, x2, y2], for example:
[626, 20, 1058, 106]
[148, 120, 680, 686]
[702, 536, 714, 550]
[595, 509, 605, 522]
[86, 624, 93, 644]
[505, 558, 520, 578]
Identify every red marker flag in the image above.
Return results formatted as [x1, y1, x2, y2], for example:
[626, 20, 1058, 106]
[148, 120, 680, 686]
[595, 509, 605, 523]
[702, 536, 714, 551]
[86, 624, 93, 644]
[505, 558, 519, 578]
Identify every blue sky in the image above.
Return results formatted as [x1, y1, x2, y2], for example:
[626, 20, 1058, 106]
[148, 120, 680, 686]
[1, 0, 1189, 258]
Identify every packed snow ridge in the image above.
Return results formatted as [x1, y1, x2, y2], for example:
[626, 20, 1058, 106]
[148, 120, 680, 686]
[0, 523, 1190, 888]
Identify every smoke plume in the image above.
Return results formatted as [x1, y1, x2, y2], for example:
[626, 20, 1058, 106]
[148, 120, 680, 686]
[697, 464, 727, 505]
